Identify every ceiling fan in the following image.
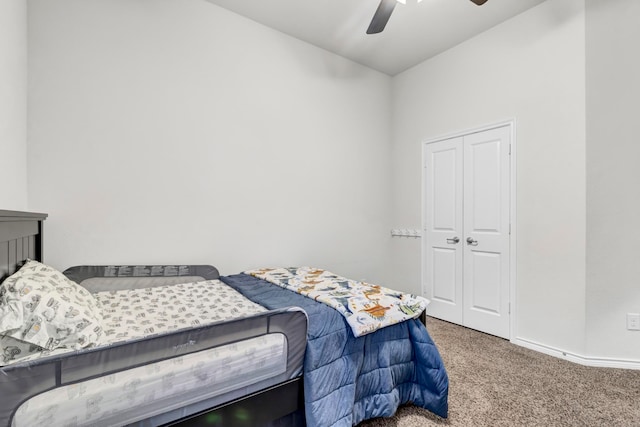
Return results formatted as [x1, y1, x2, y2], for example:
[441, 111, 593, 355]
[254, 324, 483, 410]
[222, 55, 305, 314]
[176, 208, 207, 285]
[366, 0, 489, 34]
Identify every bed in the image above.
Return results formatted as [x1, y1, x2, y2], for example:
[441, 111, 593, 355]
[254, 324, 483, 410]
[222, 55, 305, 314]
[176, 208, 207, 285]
[0, 210, 449, 427]
[0, 210, 307, 427]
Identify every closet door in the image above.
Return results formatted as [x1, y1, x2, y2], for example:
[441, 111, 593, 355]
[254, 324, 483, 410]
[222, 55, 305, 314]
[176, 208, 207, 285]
[423, 137, 464, 324]
[423, 125, 511, 339]
[462, 126, 511, 339]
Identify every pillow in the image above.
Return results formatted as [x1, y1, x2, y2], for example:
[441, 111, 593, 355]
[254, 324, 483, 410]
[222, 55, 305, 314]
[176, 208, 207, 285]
[0, 260, 104, 352]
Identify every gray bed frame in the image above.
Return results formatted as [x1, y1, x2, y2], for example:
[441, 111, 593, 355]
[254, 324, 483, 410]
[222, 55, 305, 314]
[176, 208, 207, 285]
[0, 210, 306, 427]
[0, 210, 46, 279]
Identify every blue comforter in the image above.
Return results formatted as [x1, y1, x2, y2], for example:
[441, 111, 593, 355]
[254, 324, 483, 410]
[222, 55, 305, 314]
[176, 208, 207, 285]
[221, 273, 448, 427]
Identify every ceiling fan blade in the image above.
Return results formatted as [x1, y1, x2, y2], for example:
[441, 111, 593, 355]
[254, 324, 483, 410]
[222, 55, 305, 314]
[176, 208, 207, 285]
[366, 0, 397, 34]
[469, 0, 489, 5]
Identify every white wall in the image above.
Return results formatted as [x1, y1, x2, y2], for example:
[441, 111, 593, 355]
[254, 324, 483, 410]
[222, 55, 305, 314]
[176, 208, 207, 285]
[390, 0, 587, 354]
[27, 0, 392, 282]
[585, 0, 640, 361]
[0, 0, 28, 210]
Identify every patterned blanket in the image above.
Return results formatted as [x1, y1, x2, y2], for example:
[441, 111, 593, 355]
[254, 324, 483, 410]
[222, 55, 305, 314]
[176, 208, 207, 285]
[245, 267, 429, 337]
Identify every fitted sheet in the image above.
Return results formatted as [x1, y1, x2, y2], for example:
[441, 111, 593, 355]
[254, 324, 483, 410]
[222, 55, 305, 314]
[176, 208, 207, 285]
[95, 280, 269, 341]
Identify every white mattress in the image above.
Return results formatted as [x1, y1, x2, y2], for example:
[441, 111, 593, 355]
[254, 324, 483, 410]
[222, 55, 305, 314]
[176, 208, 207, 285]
[11, 280, 289, 426]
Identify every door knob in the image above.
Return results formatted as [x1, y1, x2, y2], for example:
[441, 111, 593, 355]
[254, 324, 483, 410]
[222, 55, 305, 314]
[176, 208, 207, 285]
[466, 237, 478, 246]
[446, 237, 460, 244]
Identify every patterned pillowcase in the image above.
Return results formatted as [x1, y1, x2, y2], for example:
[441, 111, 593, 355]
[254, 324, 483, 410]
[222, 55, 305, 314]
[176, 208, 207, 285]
[0, 260, 105, 354]
[0, 334, 44, 364]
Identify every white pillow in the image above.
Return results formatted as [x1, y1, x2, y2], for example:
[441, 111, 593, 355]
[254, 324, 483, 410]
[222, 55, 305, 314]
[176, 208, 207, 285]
[0, 260, 104, 353]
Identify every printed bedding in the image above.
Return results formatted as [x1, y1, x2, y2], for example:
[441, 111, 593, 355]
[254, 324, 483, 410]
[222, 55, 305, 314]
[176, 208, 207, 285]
[246, 267, 429, 337]
[222, 273, 449, 427]
[97, 279, 268, 342]
[4, 279, 269, 365]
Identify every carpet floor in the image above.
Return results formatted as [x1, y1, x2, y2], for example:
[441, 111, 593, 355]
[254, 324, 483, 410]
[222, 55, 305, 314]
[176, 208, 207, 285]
[358, 317, 640, 427]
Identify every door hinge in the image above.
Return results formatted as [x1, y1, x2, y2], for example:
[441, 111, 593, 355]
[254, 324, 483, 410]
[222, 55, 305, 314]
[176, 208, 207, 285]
[509, 144, 511, 155]
[509, 223, 511, 235]
[508, 302, 511, 315]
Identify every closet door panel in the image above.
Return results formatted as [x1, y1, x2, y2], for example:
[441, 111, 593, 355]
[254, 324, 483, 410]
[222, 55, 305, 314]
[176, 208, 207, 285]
[423, 137, 463, 324]
[463, 126, 510, 338]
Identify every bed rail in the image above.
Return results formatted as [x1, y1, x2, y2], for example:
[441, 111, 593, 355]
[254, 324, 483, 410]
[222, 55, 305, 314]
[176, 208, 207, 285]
[0, 307, 307, 426]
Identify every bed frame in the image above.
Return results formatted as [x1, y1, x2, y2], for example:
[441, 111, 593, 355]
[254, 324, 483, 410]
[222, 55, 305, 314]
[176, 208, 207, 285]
[0, 210, 47, 282]
[0, 210, 305, 427]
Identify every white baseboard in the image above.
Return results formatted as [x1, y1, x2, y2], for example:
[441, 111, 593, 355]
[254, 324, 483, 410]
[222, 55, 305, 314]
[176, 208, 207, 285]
[512, 337, 640, 370]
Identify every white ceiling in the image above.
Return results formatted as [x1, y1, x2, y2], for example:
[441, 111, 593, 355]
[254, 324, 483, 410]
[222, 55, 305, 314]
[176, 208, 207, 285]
[205, 0, 546, 75]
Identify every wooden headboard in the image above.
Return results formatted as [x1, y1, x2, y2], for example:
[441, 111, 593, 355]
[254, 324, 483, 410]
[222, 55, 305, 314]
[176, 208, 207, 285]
[0, 210, 48, 281]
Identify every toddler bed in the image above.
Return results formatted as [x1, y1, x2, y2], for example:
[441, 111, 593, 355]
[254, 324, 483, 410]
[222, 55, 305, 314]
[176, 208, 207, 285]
[0, 211, 307, 427]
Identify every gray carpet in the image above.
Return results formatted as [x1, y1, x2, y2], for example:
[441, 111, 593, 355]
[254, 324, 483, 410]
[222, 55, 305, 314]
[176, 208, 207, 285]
[358, 317, 640, 427]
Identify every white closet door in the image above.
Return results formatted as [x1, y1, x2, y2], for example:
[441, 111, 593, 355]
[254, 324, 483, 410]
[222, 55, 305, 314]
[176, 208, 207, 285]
[423, 125, 511, 339]
[423, 137, 464, 324]
[462, 126, 511, 338]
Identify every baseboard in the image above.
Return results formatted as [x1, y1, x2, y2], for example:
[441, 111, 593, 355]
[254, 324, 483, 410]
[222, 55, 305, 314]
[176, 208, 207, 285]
[512, 337, 640, 370]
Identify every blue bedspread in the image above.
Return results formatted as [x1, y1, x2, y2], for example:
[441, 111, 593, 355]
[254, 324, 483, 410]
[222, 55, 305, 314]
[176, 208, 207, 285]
[221, 273, 448, 427]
